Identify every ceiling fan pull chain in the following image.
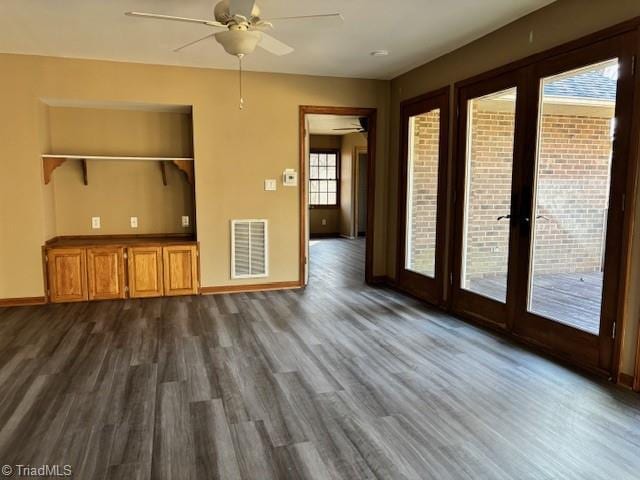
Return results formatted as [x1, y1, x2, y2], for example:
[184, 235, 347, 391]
[238, 54, 244, 110]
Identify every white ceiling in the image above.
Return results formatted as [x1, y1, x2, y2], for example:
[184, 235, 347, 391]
[308, 115, 364, 135]
[0, 0, 555, 80]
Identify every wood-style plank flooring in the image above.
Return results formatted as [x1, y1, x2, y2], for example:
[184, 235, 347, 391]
[1, 238, 639, 479]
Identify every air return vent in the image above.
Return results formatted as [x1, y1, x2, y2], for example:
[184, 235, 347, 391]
[231, 219, 268, 279]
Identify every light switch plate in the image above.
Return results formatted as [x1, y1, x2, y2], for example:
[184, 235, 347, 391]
[130, 216, 138, 228]
[91, 217, 101, 229]
[182, 215, 190, 227]
[264, 179, 277, 191]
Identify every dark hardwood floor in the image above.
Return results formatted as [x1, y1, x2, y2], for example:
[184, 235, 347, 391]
[0, 238, 639, 479]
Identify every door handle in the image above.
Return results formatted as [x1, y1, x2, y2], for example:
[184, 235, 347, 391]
[497, 215, 511, 221]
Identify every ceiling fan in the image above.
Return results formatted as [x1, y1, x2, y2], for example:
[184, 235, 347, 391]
[125, 0, 343, 108]
[333, 117, 369, 133]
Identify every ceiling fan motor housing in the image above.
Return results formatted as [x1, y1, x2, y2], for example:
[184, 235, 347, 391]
[214, 0, 261, 23]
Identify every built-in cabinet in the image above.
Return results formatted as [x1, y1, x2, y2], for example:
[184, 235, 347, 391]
[45, 238, 198, 303]
[87, 247, 126, 300]
[46, 248, 88, 303]
[162, 245, 199, 296]
[127, 246, 164, 298]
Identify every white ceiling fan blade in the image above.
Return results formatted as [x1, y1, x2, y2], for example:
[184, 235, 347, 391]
[257, 32, 294, 56]
[228, 0, 256, 18]
[125, 12, 226, 28]
[173, 33, 217, 52]
[261, 13, 343, 25]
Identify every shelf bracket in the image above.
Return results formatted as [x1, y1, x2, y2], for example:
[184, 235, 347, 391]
[172, 160, 195, 185]
[81, 159, 88, 186]
[43, 157, 66, 185]
[160, 161, 168, 186]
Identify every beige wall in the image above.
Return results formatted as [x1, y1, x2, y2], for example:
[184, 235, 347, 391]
[0, 53, 389, 299]
[309, 135, 341, 235]
[38, 102, 56, 241]
[309, 135, 341, 150]
[50, 161, 194, 236]
[340, 133, 368, 237]
[387, 0, 640, 375]
[47, 107, 193, 157]
[44, 107, 194, 237]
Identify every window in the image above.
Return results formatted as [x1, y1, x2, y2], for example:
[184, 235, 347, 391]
[309, 150, 339, 207]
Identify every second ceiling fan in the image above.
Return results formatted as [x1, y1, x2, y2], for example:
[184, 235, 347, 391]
[333, 117, 369, 133]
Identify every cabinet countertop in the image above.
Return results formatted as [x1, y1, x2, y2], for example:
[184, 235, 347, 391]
[45, 235, 197, 248]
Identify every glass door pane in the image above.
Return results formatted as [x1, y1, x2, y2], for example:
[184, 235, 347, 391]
[527, 59, 618, 334]
[405, 108, 440, 277]
[461, 87, 517, 302]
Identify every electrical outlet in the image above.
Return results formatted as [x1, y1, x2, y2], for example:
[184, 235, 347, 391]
[321, 219, 327, 226]
[130, 216, 138, 228]
[91, 217, 101, 229]
[264, 179, 277, 191]
[182, 216, 190, 227]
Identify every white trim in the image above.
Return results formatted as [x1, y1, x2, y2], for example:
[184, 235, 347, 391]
[542, 95, 615, 108]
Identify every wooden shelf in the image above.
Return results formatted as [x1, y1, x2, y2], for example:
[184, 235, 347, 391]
[42, 154, 194, 161]
[42, 155, 195, 186]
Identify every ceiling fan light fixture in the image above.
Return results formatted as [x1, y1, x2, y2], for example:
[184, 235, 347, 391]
[125, 1, 342, 110]
[214, 29, 262, 56]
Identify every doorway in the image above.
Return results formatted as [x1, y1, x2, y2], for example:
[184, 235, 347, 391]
[299, 107, 377, 286]
[452, 32, 637, 373]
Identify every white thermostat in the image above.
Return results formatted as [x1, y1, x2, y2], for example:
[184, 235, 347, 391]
[283, 169, 297, 186]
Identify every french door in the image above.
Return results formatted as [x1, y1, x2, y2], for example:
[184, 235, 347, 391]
[452, 32, 636, 373]
[397, 88, 449, 305]
[452, 70, 527, 326]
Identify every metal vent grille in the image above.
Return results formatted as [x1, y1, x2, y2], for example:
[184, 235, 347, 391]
[231, 219, 268, 279]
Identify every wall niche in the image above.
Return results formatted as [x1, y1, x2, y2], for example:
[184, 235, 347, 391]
[39, 100, 196, 238]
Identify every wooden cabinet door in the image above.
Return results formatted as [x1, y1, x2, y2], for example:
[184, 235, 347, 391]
[163, 245, 199, 296]
[127, 246, 163, 298]
[47, 248, 88, 303]
[87, 247, 125, 300]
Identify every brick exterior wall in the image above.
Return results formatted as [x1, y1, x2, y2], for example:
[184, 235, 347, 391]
[531, 114, 612, 275]
[406, 110, 440, 276]
[407, 105, 613, 282]
[463, 108, 515, 280]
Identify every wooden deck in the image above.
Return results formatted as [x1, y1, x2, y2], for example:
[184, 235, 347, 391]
[468, 271, 603, 334]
